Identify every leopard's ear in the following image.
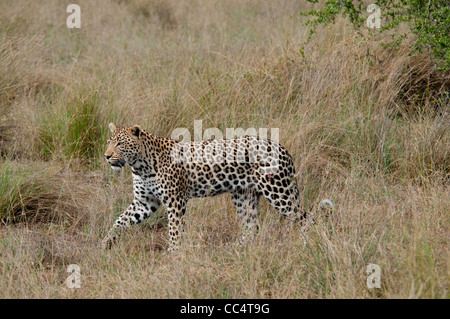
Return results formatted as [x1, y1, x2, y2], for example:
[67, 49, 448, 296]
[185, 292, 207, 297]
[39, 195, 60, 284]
[130, 125, 141, 138]
[109, 123, 117, 133]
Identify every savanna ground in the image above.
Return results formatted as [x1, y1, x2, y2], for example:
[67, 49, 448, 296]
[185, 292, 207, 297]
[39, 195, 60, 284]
[0, 0, 448, 298]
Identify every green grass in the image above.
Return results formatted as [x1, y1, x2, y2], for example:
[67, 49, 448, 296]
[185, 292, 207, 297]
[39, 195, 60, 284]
[37, 88, 119, 168]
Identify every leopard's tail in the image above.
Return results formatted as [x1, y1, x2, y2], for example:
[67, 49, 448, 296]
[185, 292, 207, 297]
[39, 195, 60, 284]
[318, 199, 334, 217]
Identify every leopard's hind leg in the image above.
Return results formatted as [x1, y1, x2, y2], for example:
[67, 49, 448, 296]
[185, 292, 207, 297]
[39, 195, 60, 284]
[231, 188, 261, 245]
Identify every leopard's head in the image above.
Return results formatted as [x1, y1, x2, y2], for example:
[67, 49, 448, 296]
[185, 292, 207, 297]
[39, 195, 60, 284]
[104, 123, 142, 171]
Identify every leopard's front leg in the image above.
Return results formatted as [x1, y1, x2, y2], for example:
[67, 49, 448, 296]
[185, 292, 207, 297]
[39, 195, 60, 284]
[102, 197, 160, 249]
[162, 195, 187, 252]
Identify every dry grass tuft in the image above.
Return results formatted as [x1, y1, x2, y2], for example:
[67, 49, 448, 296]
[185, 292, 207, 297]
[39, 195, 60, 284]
[0, 161, 85, 225]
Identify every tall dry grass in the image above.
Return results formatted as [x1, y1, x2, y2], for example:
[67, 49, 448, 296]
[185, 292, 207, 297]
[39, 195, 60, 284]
[0, 0, 448, 298]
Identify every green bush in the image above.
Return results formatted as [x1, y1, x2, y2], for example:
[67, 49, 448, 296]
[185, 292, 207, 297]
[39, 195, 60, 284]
[301, 0, 450, 71]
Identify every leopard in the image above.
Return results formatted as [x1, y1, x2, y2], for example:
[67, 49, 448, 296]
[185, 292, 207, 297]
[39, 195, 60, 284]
[101, 123, 310, 251]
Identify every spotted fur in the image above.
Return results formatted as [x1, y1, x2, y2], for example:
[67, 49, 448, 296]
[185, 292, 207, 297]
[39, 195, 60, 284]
[102, 123, 305, 251]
